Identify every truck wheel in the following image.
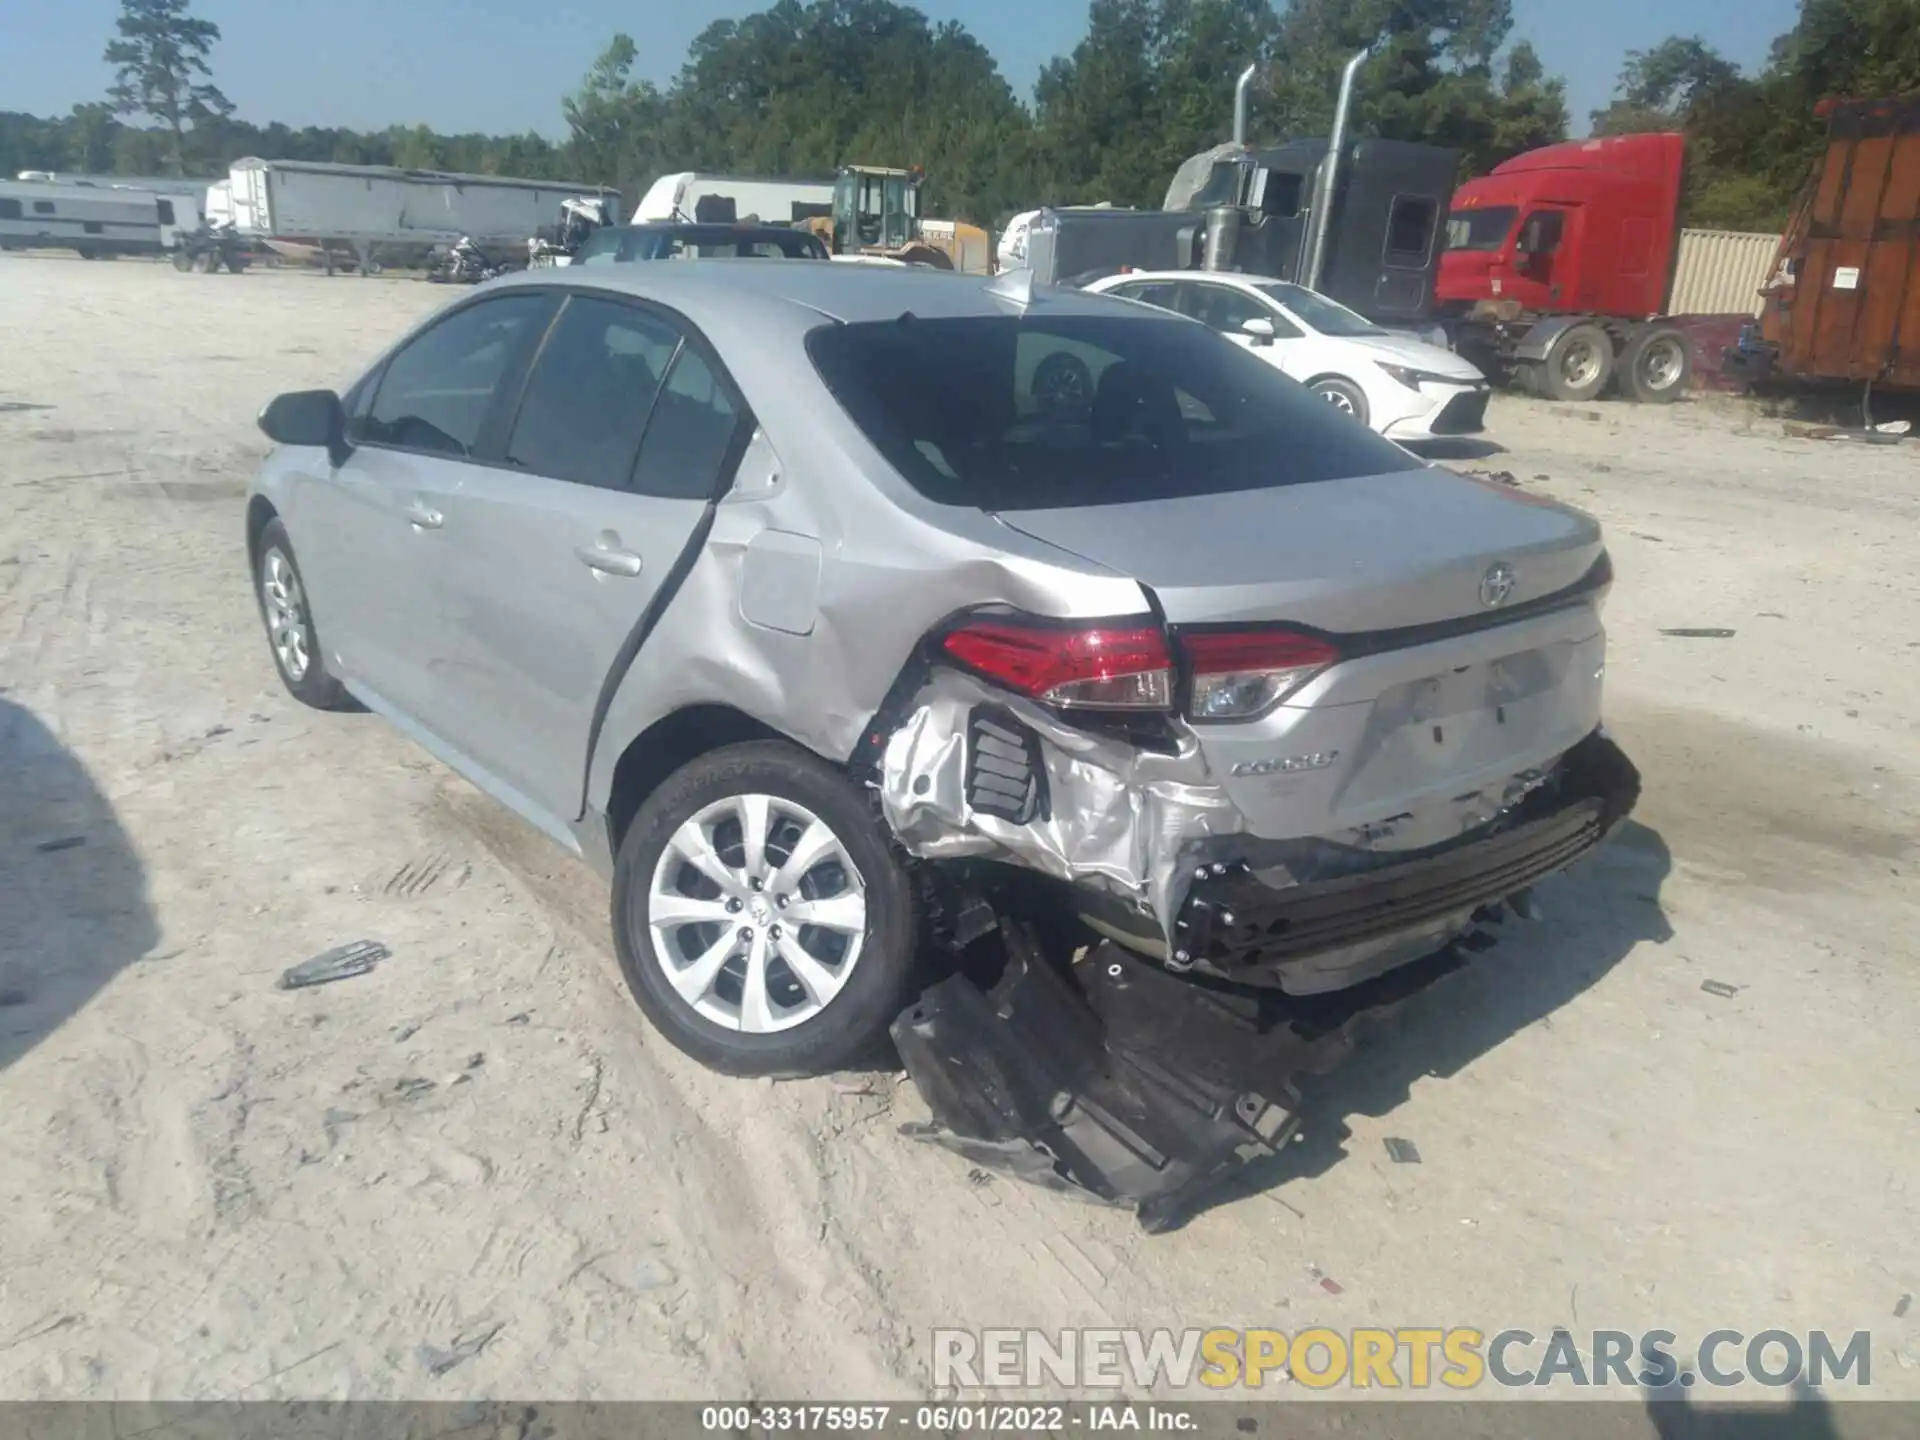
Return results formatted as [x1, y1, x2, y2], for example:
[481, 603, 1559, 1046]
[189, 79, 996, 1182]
[1310, 376, 1372, 428]
[1543, 323, 1615, 403]
[611, 741, 919, 1077]
[1621, 326, 1691, 403]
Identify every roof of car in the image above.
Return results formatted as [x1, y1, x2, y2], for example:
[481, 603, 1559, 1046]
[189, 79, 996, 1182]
[600, 222, 813, 239]
[1094, 270, 1272, 287]
[491, 260, 1133, 326]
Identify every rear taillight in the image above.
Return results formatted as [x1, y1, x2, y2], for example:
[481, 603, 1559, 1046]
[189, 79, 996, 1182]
[1180, 628, 1339, 721]
[942, 620, 1174, 710]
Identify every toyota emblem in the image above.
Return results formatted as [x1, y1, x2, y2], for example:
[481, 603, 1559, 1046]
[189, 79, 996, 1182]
[1479, 562, 1517, 608]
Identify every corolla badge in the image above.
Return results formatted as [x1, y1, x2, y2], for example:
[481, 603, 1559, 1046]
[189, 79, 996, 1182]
[1230, 750, 1340, 779]
[1479, 561, 1517, 609]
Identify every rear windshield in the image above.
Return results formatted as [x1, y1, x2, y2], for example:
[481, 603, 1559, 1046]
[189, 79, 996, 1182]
[806, 313, 1421, 511]
[577, 227, 826, 264]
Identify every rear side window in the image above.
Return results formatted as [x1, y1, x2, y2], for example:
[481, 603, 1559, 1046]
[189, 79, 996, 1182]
[1112, 282, 1180, 312]
[364, 292, 556, 457]
[807, 314, 1420, 511]
[506, 296, 677, 490]
[629, 346, 745, 500]
[1385, 196, 1438, 268]
[1187, 285, 1270, 335]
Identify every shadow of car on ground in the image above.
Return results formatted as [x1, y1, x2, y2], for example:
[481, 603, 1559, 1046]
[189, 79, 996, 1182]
[0, 696, 160, 1073]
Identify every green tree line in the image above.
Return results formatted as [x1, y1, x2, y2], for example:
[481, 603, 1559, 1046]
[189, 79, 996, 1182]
[2, 0, 1916, 232]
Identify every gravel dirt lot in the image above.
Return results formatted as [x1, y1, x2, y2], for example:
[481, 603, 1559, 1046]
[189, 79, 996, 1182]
[2, 256, 1917, 1416]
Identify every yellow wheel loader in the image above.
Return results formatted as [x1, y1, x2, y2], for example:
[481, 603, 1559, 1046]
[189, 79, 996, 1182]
[801, 166, 991, 273]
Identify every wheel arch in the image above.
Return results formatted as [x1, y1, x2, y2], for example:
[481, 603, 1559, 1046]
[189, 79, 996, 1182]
[1304, 370, 1360, 392]
[600, 704, 794, 850]
[245, 494, 279, 571]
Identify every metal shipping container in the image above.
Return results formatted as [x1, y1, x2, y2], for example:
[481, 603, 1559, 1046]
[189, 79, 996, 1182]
[1668, 228, 1782, 316]
[1760, 95, 1920, 389]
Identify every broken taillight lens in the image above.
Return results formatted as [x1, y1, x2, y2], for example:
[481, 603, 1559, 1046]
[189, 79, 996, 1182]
[1181, 628, 1339, 721]
[941, 620, 1174, 710]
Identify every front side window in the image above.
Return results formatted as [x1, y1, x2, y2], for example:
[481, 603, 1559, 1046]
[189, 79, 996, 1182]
[363, 292, 557, 457]
[807, 313, 1420, 512]
[157, 200, 176, 225]
[506, 296, 678, 490]
[1518, 209, 1566, 256]
[1187, 284, 1271, 336]
[1111, 282, 1180, 313]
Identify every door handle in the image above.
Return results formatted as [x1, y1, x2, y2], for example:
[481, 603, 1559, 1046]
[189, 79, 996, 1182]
[406, 500, 443, 530]
[575, 539, 643, 578]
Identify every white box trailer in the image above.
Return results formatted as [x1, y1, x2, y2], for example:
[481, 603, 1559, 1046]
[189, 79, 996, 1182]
[632, 172, 835, 226]
[226, 158, 618, 272]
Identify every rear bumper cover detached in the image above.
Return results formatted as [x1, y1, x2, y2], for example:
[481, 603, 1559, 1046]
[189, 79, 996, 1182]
[883, 687, 1641, 1228]
[1174, 729, 1640, 991]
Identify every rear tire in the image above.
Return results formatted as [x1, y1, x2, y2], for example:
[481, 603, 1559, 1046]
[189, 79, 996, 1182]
[1542, 322, 1615, 402]
[612, 741, 919, 1078]
[1621, 325, 1691, 403]
[253, 519, 356, 712]
[1309, 375, 1372, 429]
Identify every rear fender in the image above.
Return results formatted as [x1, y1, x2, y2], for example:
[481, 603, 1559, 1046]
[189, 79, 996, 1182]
[580, 429, 1151, 825]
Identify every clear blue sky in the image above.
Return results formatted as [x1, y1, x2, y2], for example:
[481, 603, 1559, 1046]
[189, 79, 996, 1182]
[1, 0, 1803, 140]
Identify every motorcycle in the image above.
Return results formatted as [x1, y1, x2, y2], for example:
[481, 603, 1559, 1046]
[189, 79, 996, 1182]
[428, 237, 510, 285]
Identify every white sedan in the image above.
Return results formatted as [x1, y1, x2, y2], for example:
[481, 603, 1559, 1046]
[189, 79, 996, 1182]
[1083, 270, 1491, 441]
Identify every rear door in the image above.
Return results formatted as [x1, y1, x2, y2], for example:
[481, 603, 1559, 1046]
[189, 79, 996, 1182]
[418, 292, 750, 837]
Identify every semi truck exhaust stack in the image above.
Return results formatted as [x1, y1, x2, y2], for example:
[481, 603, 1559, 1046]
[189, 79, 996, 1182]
[1232, 63, 1258, 147]
[1303, 46, 1371, 292]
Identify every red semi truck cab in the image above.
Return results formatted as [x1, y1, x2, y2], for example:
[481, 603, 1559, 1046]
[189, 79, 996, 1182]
[1437, 133, 1695, 403]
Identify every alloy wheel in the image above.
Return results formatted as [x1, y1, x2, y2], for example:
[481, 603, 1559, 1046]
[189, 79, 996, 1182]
[260, 548, 311, 682]
[647, 793, 868, 1034]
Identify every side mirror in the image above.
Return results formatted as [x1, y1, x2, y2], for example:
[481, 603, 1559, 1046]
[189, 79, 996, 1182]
[259, 389, 347, 464]
[1241, 316, 1277, 346]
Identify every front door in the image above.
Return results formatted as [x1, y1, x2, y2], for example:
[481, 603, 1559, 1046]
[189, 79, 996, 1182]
[287, 291, 559, 725]
[1511, 206, 1579, 310]
[418, 293, 749, 836]
[1177, 280, 1303, 367]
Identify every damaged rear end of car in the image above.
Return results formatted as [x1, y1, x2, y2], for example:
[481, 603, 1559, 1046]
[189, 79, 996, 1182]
[805, 297, 1641, 1228]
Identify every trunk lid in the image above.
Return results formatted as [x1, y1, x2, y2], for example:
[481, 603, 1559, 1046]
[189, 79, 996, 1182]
[996, 466, 1610, 843]
[994, 465, 1601, 632]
